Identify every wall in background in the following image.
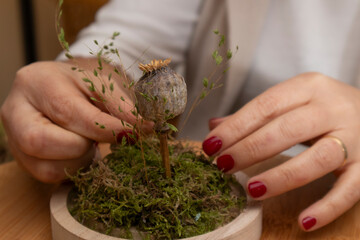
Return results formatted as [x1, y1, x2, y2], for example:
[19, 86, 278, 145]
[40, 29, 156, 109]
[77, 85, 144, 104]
[0, 0, 62, 106]
[33, 0, 63, 61]
[0, 1, 25, 105]
[0, 0, 106, 106]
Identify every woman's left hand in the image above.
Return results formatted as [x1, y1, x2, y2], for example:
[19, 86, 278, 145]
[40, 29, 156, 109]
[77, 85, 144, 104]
[202, 72, 360, 231]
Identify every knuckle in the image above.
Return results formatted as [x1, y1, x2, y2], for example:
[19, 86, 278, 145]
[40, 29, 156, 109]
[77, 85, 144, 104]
[323, 199, 339, 217]
[278, 116, 298, 139]
[300, 72, 333, 89]
[33, 162, 65, 183]
[342, 185, 360, 205]
[277, 112, 312, 140]
[18, 127, 45, 156]
[47, 95, 75, 127]
[14, 64, 37, 87]
[227, 116, 245, 136]
[242, 137, 262, 161]
[253, 94, 280, 121]
[298, 72, 325, 83]
[311, 140, 340, 171]
[277, 166, 299, 186]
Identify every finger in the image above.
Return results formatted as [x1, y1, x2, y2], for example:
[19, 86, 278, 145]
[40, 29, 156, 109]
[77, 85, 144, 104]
[33, 93, 143, 142]
[208, 116, 230, 131]
[298, 161, 360, 231]
[216, 104, 335, 172]
[245, 135, 345, 199]
[203, 74, 315, 156]
[8, 139, 95, 183]
[3, 96, 92, 159]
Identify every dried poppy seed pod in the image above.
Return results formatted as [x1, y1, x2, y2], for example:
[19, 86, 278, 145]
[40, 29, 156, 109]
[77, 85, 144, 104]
[134, 59, 187, 132]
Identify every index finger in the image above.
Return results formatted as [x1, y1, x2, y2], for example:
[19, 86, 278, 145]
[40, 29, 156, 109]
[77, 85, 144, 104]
[202, 75, 315, 156]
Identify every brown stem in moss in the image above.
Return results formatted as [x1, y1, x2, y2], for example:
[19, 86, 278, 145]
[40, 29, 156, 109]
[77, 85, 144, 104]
[158, 131, 171, 178]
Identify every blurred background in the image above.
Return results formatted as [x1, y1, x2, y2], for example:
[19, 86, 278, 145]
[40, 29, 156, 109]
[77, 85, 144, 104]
[0, 0, 108, 163]
[0, 0, 108, 105]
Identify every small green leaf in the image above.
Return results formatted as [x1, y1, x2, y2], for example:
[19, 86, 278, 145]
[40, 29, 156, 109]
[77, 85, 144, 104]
[88, 83, 95, 92]
[94, 40, 98, 45]
[118, 106, 123, 112]
[166, 123, 178, 132]
[139, 92, 151, 102]
[120, 96, 125, 101]
[71, 67, 77, 71]
[65, 52, 73, 59]
[108, 73, 112, 81]
[210, 82, 215, 89]
[131, 110, 138, 117]
[219, 35, 225, 47]
[223, 67, 230, 74]
[202, 77, 209, 88]
[200, 91, 207, 99]
[93, 69, 98, 77]
[226, 49, 232, 59]
[102, 84, 105, 94]
[213, 29, 219, 35]
[82, 77, 91, 83]
[112, 31, 120, 40]
[95, 122, 99, 125]
[112, 130, 116, 136]
[212, 50, 223, 65]
[90, 97, 100, 102]
[97, 57, 102, 69]
[110, 83, 114, 92]
[129, 81, 135, 88]
[99, 124, 105, 129]
[100, 95, 107, 103]
[58, 0, 63, 7]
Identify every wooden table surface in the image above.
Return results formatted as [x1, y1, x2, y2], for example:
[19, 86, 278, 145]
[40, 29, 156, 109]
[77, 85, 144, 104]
[1, 144, 360, 240]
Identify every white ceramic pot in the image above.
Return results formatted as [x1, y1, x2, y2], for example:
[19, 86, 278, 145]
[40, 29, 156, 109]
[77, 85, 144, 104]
[50, 171, 262, 240]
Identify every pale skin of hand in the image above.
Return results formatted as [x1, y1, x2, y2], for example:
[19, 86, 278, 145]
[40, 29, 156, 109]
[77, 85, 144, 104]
[1, 59, 152, 183]
[204, 72, 360, 231]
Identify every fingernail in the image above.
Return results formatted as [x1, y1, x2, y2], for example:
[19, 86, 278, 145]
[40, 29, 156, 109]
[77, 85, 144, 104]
[117, 130, 138, 145]
[202, 136, 222, 156]
[302, 216, 316, 230]
[209, 117, 222, 125]
[248, 181, 267, 198]
[217, 154, 235, 172]
[209, 118, 222, 130]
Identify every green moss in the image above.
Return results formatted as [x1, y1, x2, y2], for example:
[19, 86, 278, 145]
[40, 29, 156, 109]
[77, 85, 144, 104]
[68, 138, 246, 239]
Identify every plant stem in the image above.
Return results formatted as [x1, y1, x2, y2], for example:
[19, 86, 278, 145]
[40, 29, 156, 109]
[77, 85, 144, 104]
[158, 131, 171, 178]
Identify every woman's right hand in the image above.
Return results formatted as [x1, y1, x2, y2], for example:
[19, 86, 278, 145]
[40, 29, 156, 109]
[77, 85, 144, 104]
[1, 60, 151, 183]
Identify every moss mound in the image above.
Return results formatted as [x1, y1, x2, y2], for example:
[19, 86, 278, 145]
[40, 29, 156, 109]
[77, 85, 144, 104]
[68, 138, 246, 239]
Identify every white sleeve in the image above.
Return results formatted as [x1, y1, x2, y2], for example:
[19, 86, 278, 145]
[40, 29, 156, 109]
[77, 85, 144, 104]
[57, 0, 203, 79]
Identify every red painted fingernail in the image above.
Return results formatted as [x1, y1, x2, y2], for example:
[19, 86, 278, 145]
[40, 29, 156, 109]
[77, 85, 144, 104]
[117, 130, 138, 145]
[202, 136, 222, 156]
[217, 154, 235, 172]
[302, 216, 316, 230]
[248, 181, 267, 198]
